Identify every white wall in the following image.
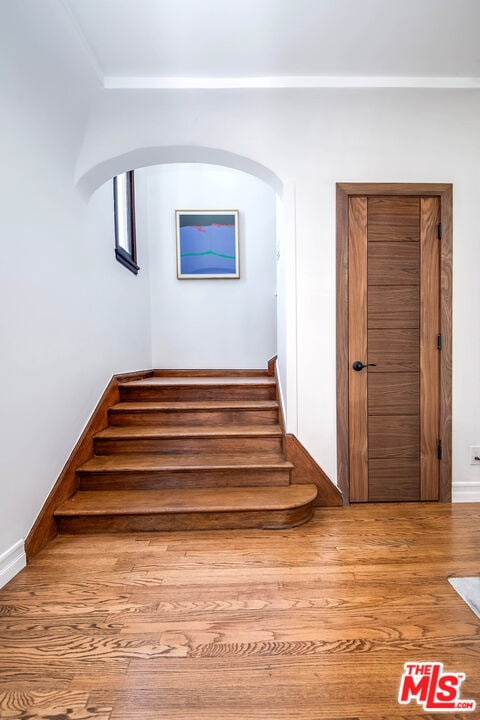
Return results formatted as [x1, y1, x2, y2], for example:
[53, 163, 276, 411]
[77, 88, 480, 499]
[0, 2, 152, 581]
[275, 185, 298, 433]
[135, 163, 277, 369]
[275, 194, 289, 416]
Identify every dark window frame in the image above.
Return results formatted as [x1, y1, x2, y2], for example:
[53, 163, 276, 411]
[113, 170, 139, 275]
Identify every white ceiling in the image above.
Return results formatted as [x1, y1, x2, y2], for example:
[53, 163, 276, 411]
[63, 0, 480, 87]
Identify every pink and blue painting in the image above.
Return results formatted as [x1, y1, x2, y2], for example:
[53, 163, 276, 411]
[176, 210, 240, 279]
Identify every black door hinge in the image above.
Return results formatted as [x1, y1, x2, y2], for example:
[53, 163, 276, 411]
[437, 334, 442, 350]
[438, 223, 443, 240]
[437, 442, 443, 460]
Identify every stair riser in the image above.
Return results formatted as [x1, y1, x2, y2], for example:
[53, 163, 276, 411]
[109, 409, 280, 426]
[119, 386, 276, 402]
[79, 467, 291, 491]
[94, 436, 283, 455]
[56, 505, 314, 533]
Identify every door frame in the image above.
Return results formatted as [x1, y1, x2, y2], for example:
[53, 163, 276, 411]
[336, 183, 452, 504]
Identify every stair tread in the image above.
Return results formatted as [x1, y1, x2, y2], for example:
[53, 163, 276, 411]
[110, 400, 279, 411]
[96, 424, 282, 439]
[79, 452, 293, 472]
[55, 485, 318, 516]
[120, 377, 276, 388]
[152, 369, 269, 377]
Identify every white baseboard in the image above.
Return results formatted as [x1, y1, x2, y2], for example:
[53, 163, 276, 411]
[453, 482, 480, 503]
[0, 539, 26, 588]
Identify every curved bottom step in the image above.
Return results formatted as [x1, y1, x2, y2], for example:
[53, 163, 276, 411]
[54, 485, 318, 532]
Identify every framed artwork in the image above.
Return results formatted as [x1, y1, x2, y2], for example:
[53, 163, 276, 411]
[176, 210, 240, 279]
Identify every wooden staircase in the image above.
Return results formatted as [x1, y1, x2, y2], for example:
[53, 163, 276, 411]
[54, 372, 318, 533]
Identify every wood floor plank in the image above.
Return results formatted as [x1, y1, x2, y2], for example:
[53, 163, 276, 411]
[0, 690, 112, 719]
[1, 503, 479, 718]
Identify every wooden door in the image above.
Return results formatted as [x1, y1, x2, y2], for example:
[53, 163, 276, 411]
[348, 195, 440, 502]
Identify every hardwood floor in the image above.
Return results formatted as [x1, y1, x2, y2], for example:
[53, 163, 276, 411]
[1, 502, 480, 719]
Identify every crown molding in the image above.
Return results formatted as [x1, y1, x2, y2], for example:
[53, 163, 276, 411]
[104, 75, 480, 90]
[59, 0, 104, 83]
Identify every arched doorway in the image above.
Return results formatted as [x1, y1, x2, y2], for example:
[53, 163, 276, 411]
[77, 145, 298, 434]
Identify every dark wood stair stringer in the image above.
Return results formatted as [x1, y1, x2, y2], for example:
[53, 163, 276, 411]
[25, 369, 154, 560]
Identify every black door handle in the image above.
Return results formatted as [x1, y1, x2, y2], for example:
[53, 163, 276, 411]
[352, 361, 377, 371]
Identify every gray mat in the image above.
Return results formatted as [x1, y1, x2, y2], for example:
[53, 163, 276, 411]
[448, 577, 480, 619]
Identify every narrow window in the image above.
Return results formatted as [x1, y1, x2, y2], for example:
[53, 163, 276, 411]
[113, 170, 139, 274]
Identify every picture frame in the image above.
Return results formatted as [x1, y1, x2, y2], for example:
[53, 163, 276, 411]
[176, 210, 240, 279]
